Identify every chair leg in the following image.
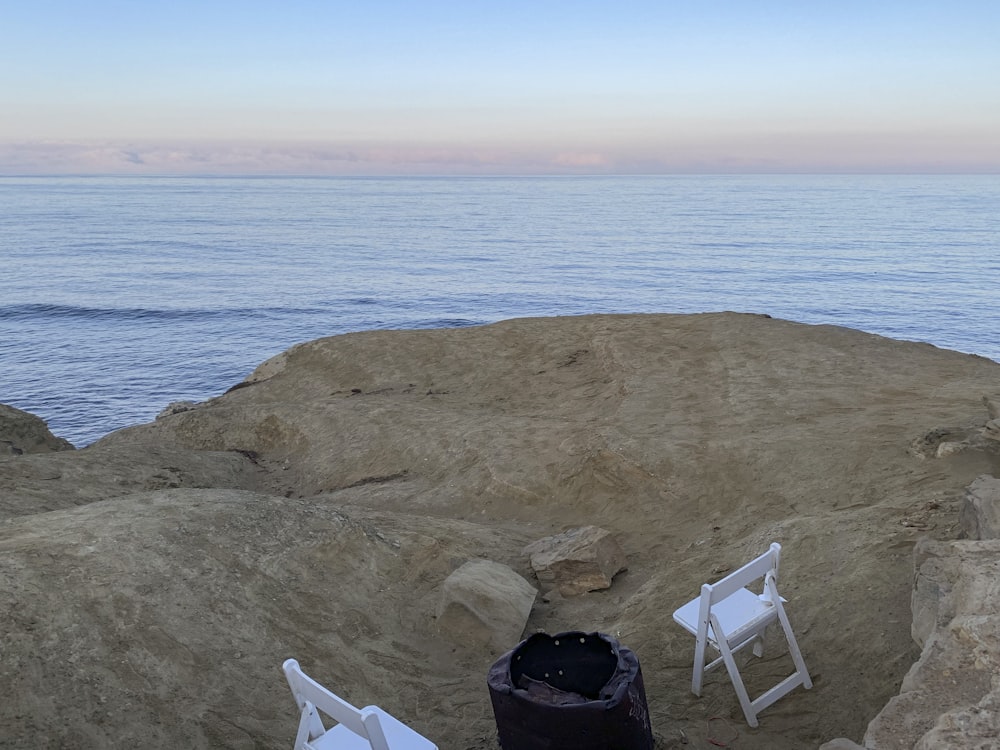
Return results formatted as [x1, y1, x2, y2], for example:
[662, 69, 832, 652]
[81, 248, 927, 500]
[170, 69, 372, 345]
[692, 633, 707, 696]
[718, 638, 758, 727]
[295, 702, 323, 749]
[775, 603, 812, 689]
[711, 614, 759, 727]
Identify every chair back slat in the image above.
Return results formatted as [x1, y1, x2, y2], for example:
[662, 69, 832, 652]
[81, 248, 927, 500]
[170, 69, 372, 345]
[706, 542, 780, 604]
[284, 659, 369, 738]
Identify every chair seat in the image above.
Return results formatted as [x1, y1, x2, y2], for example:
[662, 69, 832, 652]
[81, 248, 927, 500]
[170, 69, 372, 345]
[305, 707, 437, 750]
[673, 587, 778, 647]
[306, 722, 374, 750]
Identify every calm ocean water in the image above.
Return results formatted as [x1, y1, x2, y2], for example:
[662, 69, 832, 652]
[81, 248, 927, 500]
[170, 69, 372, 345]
[2, 174, 998, 447]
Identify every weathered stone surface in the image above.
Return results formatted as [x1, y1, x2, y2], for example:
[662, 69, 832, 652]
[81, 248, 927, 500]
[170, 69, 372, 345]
[865, 539, 1000, 750]
[156, 400, 199, 419]
[0, 403, 74, 455]
[819, 739, 866, 750]
[979, 396, 1000, 444]
[0, 439, 261, 520]
[983, 395, 1000, 421]
[0, 487, 523, 749]
[960, 475, 1000, 540]
[983, 418, 1000, 442]
[910, 537, 1000, 649]
[913, 682, 1000, 750]
[522, 525, 627, 596]
[911, 396, 1000, 459]
[5, 314, 1000, 749]
[437, 559, 536, 654]
[935, 441, 966, 458]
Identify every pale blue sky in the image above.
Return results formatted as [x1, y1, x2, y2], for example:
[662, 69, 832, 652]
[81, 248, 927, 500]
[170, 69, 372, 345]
[2, 1, 998, 174]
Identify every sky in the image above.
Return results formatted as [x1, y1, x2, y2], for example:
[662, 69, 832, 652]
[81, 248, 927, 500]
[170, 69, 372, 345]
[2, 0, 999, 175]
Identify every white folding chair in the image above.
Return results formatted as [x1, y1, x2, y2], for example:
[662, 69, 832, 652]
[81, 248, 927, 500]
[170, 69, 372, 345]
[283, 658, 438, 750]
[672, 542, 812, 727]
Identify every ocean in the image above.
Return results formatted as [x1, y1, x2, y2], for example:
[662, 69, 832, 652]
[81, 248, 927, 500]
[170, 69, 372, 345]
[2, 174, 998, 447]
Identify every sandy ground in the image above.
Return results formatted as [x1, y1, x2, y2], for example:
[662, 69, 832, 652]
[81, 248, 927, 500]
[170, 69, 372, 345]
[2, 313, 998, 749]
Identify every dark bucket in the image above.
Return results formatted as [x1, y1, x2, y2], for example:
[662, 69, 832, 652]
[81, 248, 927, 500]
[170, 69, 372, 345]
[487, 631, 654, 750]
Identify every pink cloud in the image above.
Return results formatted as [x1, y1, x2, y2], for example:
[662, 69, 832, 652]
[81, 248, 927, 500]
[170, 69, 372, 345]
[1, 131, 997, 175]
[552, 152, 612, 168]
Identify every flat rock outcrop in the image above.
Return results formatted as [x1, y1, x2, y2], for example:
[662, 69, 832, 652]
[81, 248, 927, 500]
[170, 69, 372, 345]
[3, 313, 1000, 749]
[0, 403, 74, 455]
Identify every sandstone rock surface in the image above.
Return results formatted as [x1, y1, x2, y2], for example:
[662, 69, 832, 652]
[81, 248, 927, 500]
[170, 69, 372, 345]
[819, 740, 866, 750]
[523, 525, 627, 596]
[3, 313, 1000, 750]
[959, 475, 1000, 540]
[984, 395, 1000, 421]
[864, 538, 1000, 750]
[0, 402, 75, 455]
[437, 559, 537, 653]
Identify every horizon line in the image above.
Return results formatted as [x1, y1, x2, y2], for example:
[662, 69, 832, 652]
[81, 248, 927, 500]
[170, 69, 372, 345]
[3, 169, 1000, 179]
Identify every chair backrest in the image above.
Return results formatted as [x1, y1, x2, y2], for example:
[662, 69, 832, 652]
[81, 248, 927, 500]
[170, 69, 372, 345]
[696, 543, 782, 643]
[284, 658, 388, 748]
[703, 542, 780, 606]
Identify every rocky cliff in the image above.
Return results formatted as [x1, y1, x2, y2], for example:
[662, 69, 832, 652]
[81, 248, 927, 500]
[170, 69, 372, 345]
[2, 313, 998, 749]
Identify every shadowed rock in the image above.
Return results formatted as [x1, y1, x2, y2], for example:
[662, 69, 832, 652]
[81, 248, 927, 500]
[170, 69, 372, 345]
[0, 403, 74, 455]
[959, 475, 1000, 540]
[865, 539, 1000, 750]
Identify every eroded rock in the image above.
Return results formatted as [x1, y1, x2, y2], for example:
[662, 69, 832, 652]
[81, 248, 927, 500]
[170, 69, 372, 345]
[437, 559, 536, 654]
[913, 682, 1000, 750]
[819, 739, 866, 750]
[156, 400, 199, 419]
[960, 475, 1000, 540]
[6, 315, 1000, 749]
[865, 538, 1000, 749]
[0, 403, 74, 455]
[983, 395, 1000, 421]
[983, 419, 1000, 443]
[523, 525, 627, 597]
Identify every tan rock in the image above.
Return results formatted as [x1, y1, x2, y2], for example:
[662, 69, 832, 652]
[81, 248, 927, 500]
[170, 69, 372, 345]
[0, 439, 260, 520]
[0, 403, 74, 455]
[156, 400, 199, 419]
[959, 475, 1000, 540]
[4, 314, 1000, 748]
[436, 559, 536, 654]
[983, 418, 1000, 442]
[819, 739, 867, 750]
[866, 539, 1000, 749]
[935, 441, 966, 458]
[523, 525, 627, 596]
[983, 395, 1000, 421]
[913, 682, 1000, 750]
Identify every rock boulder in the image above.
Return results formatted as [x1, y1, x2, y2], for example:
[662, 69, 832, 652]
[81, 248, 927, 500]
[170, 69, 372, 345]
[959, 475, 1000, 541]
[0, 403, 74, 455]
[864, 538, 1000, 749]
[523, 525, 627, 597]
[437, 559, 537, 654]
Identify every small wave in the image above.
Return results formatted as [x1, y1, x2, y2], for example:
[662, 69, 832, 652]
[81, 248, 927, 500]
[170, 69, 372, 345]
[412, 318, 483, 329]
[0, 303, 328, 323]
